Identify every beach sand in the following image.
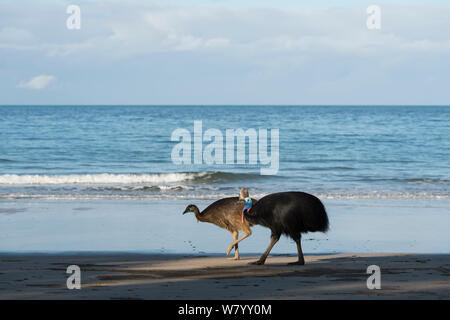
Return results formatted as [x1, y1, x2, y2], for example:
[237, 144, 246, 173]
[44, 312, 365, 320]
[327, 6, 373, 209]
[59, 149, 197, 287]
[1, 198, 449, 299]
[1, 253, 449, 299]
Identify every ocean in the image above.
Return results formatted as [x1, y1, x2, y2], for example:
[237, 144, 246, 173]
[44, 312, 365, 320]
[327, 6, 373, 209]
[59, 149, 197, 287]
[1, 105, 449, 200]
[1, 105, 449, 253]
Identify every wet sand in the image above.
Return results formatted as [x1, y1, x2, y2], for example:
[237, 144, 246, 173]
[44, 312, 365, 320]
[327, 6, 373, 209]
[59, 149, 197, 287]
[0, 253, 449, 299]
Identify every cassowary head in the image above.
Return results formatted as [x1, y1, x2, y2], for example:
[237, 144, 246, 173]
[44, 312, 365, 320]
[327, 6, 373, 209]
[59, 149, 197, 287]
[239, 187, 249, 200]
[242, 198, 260, 222]
[183, 204, 198, 215]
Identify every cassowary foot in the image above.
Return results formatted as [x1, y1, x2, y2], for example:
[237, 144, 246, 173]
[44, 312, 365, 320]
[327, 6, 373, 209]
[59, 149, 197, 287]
[288, 260, 305, 266]
[249, 260, 265, 265]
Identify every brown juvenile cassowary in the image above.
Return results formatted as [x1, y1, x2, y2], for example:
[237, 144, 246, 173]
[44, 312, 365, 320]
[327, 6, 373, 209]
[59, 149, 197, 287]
[244, 191, 329, 265]
[183, 188, 257, 260]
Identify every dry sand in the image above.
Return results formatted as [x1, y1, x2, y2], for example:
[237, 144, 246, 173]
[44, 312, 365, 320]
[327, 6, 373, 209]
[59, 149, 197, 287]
[0, 253, 449, 299]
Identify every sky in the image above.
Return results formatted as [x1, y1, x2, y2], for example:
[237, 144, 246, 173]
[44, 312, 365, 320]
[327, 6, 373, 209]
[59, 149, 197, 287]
[1, 0, 450, 105]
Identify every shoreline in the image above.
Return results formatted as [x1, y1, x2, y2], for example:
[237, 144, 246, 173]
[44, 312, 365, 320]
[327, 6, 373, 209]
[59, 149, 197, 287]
[1, 197, 449, 253]
[1, 252, 449, 299]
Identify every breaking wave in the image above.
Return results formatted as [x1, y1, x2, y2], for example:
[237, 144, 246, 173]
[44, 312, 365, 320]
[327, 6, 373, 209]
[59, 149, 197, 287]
[0, 192, 448, 200]
[0, 171, 262, 185]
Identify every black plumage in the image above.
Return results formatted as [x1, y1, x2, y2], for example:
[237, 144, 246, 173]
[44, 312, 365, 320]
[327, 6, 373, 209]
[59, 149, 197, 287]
[244, 191, 329, 265]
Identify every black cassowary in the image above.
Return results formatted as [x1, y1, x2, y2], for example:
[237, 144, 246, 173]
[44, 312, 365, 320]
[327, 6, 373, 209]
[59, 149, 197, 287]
[243, 191, 329, 265]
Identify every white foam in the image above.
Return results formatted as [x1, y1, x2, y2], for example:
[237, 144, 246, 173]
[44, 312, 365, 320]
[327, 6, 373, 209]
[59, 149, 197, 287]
[1, 192, 448, 200]
[0, 172, 211, 185]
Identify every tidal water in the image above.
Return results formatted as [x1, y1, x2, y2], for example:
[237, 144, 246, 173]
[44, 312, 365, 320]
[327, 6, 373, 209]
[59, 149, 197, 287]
[1, 105, 449, 200]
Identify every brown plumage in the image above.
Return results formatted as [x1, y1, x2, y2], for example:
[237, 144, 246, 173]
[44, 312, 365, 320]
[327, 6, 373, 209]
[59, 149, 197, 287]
[182, 188, 256, 260]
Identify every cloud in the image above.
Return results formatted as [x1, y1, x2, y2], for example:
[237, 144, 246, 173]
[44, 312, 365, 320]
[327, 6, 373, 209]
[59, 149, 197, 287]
[2, 2, 450, 59]
[18, 75, 56, 90]
[2, 1, 450, 104]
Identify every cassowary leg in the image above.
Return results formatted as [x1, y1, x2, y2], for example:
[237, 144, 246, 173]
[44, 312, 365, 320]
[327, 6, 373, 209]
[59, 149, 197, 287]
[249, 234, 280, 265]
[288, 236, 305, 265]
[226, 230, 252, 257]
[227, 231, 239, 260]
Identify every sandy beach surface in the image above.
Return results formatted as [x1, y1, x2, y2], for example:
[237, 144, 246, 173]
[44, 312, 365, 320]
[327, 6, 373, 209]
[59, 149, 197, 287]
[1, 197, 449, 300]
[0, 253, 448, 299]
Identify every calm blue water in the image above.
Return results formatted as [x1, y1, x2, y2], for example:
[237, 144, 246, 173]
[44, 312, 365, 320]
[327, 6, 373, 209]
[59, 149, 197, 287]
[1, 105, 449, 200]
